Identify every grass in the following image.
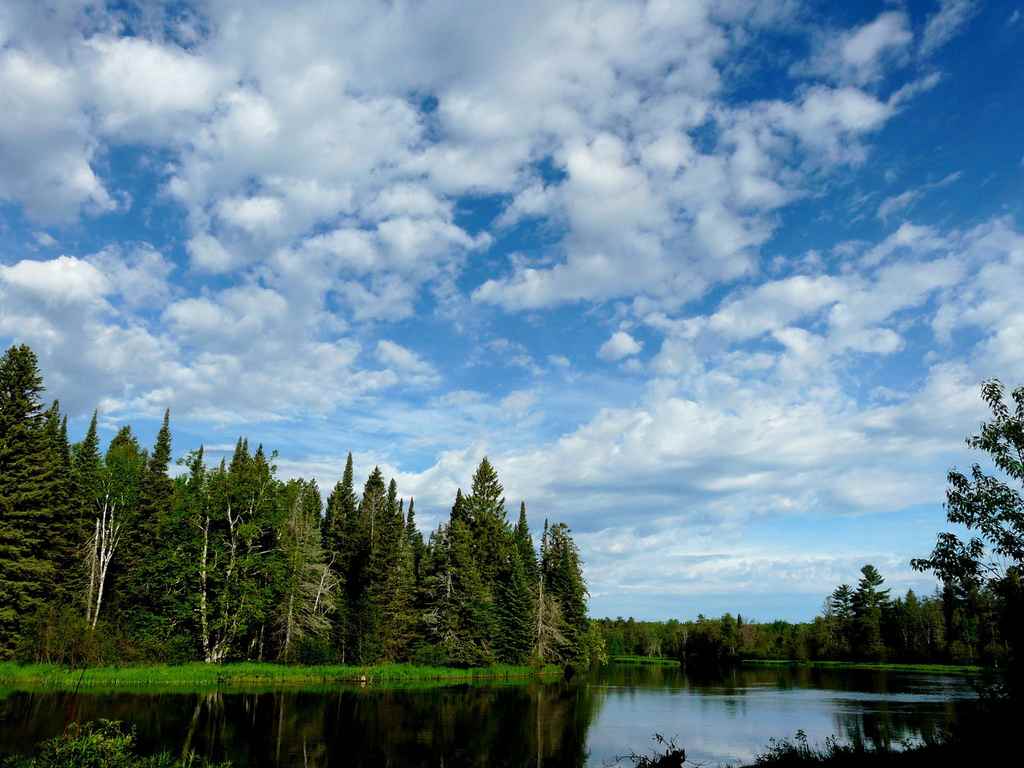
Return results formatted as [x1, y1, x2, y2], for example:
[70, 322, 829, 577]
[0, 661, 562, 691]
[740, 659, 983, 674]
[610, 655, 682, 667]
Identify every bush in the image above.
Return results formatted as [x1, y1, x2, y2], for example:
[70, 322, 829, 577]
[0, 720, 230, 768]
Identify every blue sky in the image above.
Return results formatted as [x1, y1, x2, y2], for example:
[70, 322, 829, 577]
[2, 0, 1023, 620]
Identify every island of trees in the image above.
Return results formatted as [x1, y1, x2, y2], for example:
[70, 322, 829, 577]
[0, 343, 595, 668]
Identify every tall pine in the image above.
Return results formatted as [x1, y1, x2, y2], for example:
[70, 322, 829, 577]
[0, 345, 59, 657]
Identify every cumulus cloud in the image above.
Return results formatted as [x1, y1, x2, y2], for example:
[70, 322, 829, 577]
[598, 331, 644, 362]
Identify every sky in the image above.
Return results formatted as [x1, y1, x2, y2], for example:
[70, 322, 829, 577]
[1, 0, 1023, 621]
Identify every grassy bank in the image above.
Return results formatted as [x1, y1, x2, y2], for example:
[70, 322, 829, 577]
[610, 655, 682, 667]
[741, 659, 983, 674]
[0, 661, 561, 690]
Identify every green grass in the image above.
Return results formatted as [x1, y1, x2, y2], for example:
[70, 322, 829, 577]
[740, 659, 983, 674]
[0, 661, 562, 691]
[609, 655, 681, 667]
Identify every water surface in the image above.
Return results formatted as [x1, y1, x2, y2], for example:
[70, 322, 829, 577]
[0, 664, 977, 766]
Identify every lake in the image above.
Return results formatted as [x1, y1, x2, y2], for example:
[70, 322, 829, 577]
[0, 664, 978, 767]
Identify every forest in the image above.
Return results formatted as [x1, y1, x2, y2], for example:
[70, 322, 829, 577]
[0, 343, 596, 668]
[595, 562, 1006, 667]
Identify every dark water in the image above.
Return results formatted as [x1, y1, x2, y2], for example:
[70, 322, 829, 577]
[0, 665, 977, 767]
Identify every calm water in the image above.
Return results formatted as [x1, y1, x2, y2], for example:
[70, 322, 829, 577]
[0, 665, 977, 767]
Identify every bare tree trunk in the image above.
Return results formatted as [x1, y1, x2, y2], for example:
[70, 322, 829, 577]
[91, 494, 121, 629]
[199, 511, 212, 662]
[85, 518, 99, 625]
[283, 593, 295, 662]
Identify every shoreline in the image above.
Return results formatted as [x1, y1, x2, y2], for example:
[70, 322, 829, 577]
[0, 661, 562, 690]
[740, 659, 983, 674]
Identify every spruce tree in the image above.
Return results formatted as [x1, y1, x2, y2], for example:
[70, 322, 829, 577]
[325, 452, 357, 660]
[514, 501, 539, 586]
[465, 457, 507, 587]
[495, 546, 535, 663]
[405, 497, 425, 589]
[72, 411, 103, 546]
[543, 523, 589, 665]
[853, 564, 890, 659]
[44, 401, 76, 602]
[126, 410, 175, 637]
[0, 345, 58, 657]
[350, 467, 386, 661]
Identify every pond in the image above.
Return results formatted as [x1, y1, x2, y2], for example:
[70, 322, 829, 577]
[0, 664, 978, 767]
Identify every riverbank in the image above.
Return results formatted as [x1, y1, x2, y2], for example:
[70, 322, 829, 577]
[740, 659, 983, 674]
[0, 661, 560, 690]
[610, 655, 681, 666]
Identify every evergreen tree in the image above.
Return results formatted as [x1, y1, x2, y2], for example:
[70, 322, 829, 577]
[853, 564, 890, 659]
[827, 584, 854, 656]
[72, 411, 102, 528]
[543, 522, 589, 665]
[465, 457, 507, 587]
[123, 410, 175, 638]
[444, 516, 496, 665]
[405, 497, 425, 588]
[44, 401, 75, 602]
[495, 546, 535, 663]
[324, 452, 357, 660]
[0, 345, 58, 657]
[514, 501, 539, 586]
[350, 467, 387, 662]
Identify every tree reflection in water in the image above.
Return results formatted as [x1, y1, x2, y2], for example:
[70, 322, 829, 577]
[0, 680, 605, 768]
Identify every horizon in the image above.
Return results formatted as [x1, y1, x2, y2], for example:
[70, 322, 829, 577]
[2, 0, 1023, 622]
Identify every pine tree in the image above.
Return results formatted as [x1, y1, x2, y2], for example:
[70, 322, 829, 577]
[445, 516, 495, 665]
[324, 452, 357, 660]
[405, 497, 425, 589]
[853, 564, 891, 659]
[827, 584, 855, 656]
[44, 401, 75, 602]
[465, 457, 507, 587]
[495, 546, 535, 663]
[514, 501, 539, 586]
[0, 345, 58, 657]
[543, 522, 589, 665]
[72, 411, 102, 549]
[381, 497, 417, 661]
[124, 410, 175, 638]
[349, 467, 387, 662]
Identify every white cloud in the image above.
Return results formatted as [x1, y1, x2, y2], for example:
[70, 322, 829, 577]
[599, 331, 643, 361]
[375, 340, 441, 386]
[795, 12, 912, 86]
[0, 256, 110, 304]
[876, 171, 961, 221]
[920, 0, 979, 56]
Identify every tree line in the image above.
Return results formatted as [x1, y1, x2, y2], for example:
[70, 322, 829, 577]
[595, 562, 995, 666]
[0, 344, 597, 667]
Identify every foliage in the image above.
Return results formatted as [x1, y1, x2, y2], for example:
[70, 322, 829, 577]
[0, 720, 229, 768]
[913, 378, 1024, 698]
[0, 343, 592, 669]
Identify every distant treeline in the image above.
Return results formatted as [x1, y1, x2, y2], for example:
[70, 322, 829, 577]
[0, 343, 598, 667]
[596, 563, 1010, 667]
